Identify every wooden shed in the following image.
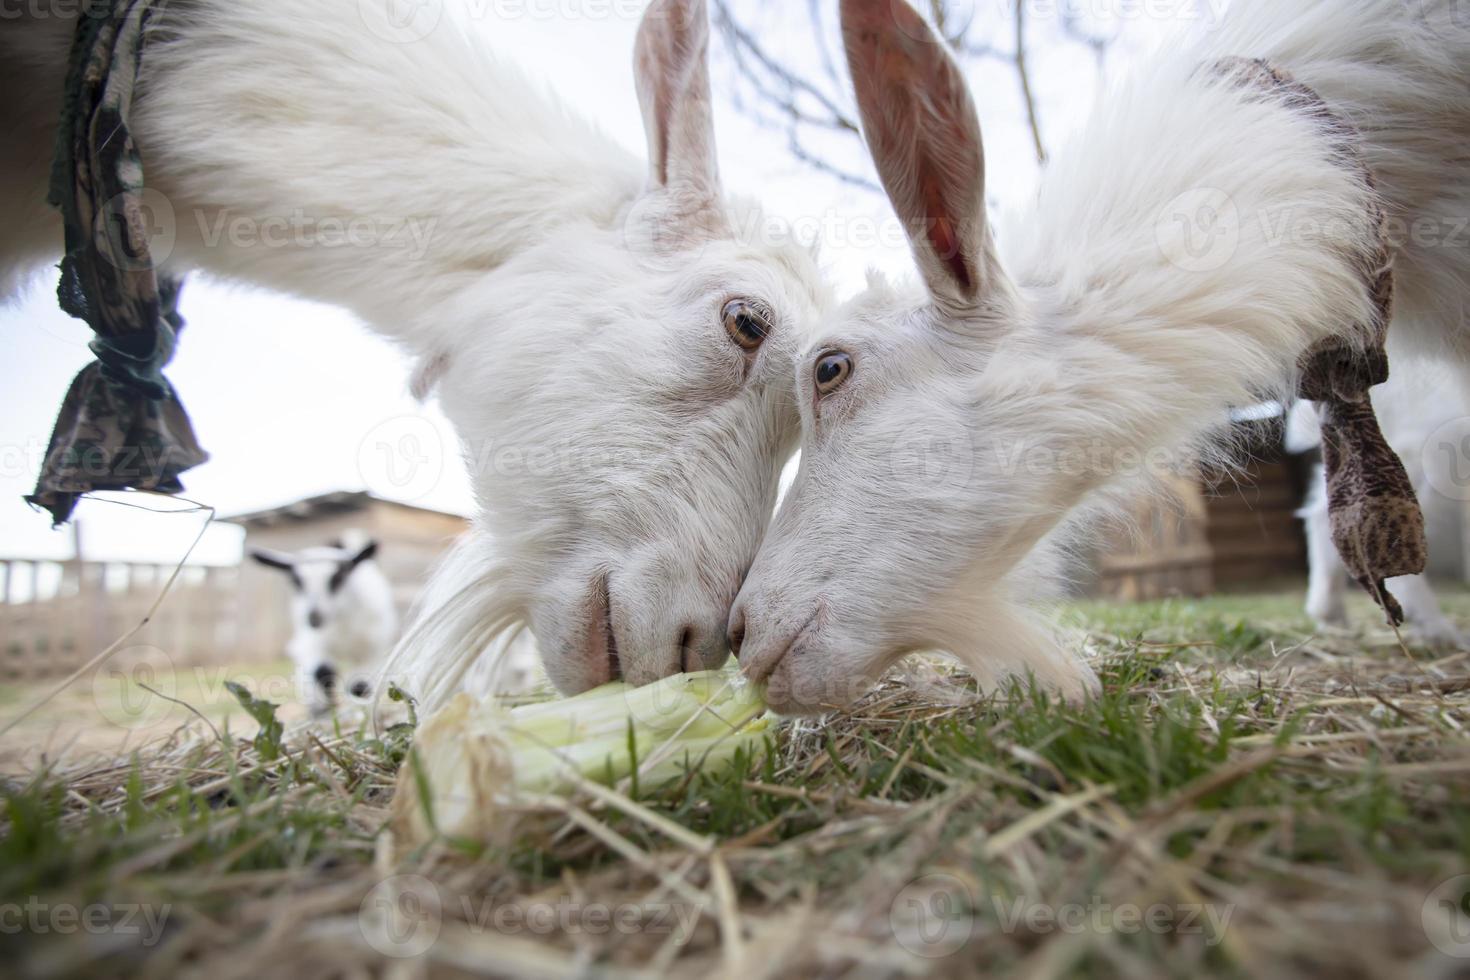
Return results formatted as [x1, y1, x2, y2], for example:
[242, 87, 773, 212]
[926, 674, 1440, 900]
[228, 492, 469, 660]
[1094, 418, 1311, 601]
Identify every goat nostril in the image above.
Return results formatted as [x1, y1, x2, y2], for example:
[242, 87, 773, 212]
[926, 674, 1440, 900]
[727, 615, 746, 660]
[678, 627, 693, 674]
[349, 680, 370, 699]
[313, 664, 337, 690]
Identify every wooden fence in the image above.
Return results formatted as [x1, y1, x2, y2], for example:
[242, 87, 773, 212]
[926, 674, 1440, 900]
[1096, 475, 1216, 602]
[0, 558, 247, 683]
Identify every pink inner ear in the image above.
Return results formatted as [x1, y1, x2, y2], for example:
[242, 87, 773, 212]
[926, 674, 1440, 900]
[926, 208, 973, 296]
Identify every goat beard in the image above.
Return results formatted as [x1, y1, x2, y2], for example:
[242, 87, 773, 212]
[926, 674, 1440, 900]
[376, 538, 531, 715]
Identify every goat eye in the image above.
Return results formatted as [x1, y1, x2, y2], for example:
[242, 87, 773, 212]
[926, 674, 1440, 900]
[814, 350, 853, 396]
[722, 299, 772, 351]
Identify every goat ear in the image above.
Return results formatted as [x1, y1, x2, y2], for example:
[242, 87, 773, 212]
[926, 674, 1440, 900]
[842, 0, 998, 312]
[409, 352, 449, 403]
[249, 549, 295, 573]
[329, 541, 380, 594]
[633, 0, 727, 246]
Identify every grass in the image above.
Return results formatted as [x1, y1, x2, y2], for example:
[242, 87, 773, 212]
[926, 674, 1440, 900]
[2, 586, 1469, 978]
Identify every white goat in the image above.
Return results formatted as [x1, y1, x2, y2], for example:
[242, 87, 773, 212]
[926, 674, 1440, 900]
[1288, 357, 1470, 648]
[730, 0, 1470, 714]
[250, 534, 398, 715]
[2, 1, 827, 709]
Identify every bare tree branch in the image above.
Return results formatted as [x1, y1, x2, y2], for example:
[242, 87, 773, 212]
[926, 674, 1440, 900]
[712, 0, 861, 136]
[784, 134, 881, 191]
[805, 0, 842, 90]
[1014, 0, 1048, 165]
[711, 1, 1118, 188]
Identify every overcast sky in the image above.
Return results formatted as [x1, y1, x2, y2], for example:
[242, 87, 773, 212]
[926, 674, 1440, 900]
[0, 1, 1202, 565]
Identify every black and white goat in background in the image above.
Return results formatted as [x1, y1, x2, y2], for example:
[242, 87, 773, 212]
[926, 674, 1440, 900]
[251, 534, 398, 716]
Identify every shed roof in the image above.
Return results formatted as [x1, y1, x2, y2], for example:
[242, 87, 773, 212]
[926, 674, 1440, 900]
[225, 492, 466, 528]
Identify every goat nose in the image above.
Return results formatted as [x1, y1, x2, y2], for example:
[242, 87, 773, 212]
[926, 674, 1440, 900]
[308, 609, 325, 630]
[727, 605, 746, 659]
[313, 664, 337, 690]
[349, 680, 371, 699]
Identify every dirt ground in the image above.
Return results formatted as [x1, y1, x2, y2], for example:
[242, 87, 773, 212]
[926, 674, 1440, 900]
[0, 659, 311, 773]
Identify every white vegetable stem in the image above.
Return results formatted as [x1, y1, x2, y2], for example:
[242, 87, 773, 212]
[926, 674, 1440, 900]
[394, 668, 769, 844]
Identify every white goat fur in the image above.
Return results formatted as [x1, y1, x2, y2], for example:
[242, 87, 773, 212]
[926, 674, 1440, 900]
[1, 1, 828, 709]
[732, 0, 1470, 714]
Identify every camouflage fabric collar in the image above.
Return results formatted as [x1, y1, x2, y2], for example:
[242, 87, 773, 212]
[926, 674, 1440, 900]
[28, 0, 209, 526]
[1217, 57, 1427, 627]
